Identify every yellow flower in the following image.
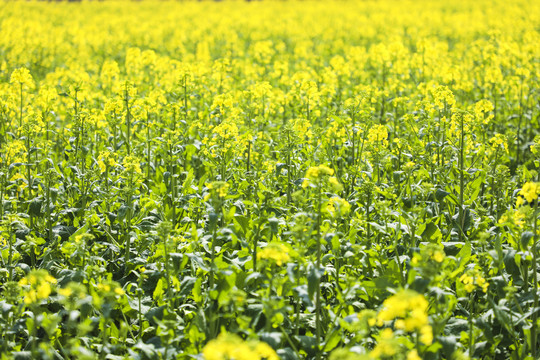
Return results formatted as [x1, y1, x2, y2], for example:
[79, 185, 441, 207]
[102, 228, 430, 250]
[432, 85, 455, 109]
[376, 289, 433, 344]
[326, 196, 351, 217]
[302, 165, 335, 188]
[474, 99, 494, 124]
[207, 181, 230, 199]
[257, 243, 291, 266]
[36, 282, 52, 300]
[93, 280, 124, 306]
[404, 161, 416, 171]
[459, 268, 489, 293]
[489, 134, 508, 153]
[329, 176, 341, 190]
[18, 270, 57, 305]
[122, 155, 142, 175]
[367, 124, 388, 147]
[432, 251, 445, 263]
[202, 333, 278, 360]
[104, 98, 124, 116]
[370, 328, 398, 358]
[98, 160, 107, 173]
[24, 290, 38, 305]
[115, 287, 125, 296]
[306, 165, 334, 179]
[499, 209, 526, 227]
[519, 182, 539, 203]
[408, 350, 422, 360]
[531, 136, 540, 157]
[4, 140, 26, 164]
[10, 67, 34, 88]
[420, 325, 433, 345]
[254, 342, 279, 360]
[58, 288, 73, 297]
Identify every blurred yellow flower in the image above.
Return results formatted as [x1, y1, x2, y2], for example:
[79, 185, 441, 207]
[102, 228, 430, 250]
[519, 182, 539, 203]
[202, 333, 278, 360]
[10, 67, 34, 88]
[257, 243, 291, 266]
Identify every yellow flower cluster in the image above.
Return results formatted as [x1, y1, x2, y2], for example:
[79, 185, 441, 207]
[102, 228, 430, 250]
[499, 210, 526, 228]
[404, 161, 416, 171]
[459, 268, 489, 293]
[58, 282, 87, 301]
[96, 282, 125, 296]
[531, 136, 540, 158]
[104, 98, 124, 117]
[517, 182, 539, 205]
[432, 250, 445, 263]
[90, 279, 125, 309]
[489, 134, 508, 154]
[432, 85, 456, 109]
[18, 269, 57, 305]
[325, 120, 347, 143]
[302, 165, 335, 188]
[370, 328, 399, 358]
[366, 125, 388, 148]
[368, 329, 422, 360]
[292, 118, 313, 141]
[122, 154, 142, 175]
[206, 181, 230, 199]
[10, 67, 34, 88]
[257, 243, 291, 266]
[98, 150, 119, 173]
[474, 99, 494, 124]
[3, 139, 26, 164]
[204, 120, 250, 159]
[202, 333, 279, 360]
[326, 196, 351, 217]
[377, 289, 433, 345]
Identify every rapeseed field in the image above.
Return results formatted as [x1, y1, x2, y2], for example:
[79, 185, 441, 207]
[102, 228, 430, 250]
[1, 0, 540, 359]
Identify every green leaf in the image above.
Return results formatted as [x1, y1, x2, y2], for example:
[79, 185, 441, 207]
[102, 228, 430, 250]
[153, 278, 164, 303]
[450, 241, 471, 278]
[307, 263, 322, 301]
[144, 306, 166, 327]
[421, 222, 440, 241]
[435, 188, 450, 201]
[28, 197, 43, 217]
[323, 328, 341, 352]
[520, 231, 534, 250]
[260, 332, 282, 348]
[467, 171, 485, 202]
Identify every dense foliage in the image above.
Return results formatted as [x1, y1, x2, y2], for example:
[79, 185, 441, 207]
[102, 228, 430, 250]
[1, 0, 540, 359]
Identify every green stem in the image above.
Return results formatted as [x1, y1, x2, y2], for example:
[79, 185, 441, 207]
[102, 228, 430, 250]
[146, 112, 151, 181]
[532, 201, 538, 358]
[315, 184, 322, 360]
[125, 175, 133, 265]
[8, 231, 13, 281]
[164, 232, 171, 301]
[469, 295, 474, 357]
[209, 224, 217, 289]
[46, 176, 52, 243]
[125, 84, 131, 155]
[287, 132, 292, 204]
[19, 84, 23, 136]
[459, 114, 465, 242]
[26, 136, 33, 229]
[184, 75, 188, 120]
[138, 289, 144, 339]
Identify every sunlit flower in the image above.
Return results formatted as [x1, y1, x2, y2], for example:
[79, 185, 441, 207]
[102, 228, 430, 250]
[257, 243, 291, 266]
